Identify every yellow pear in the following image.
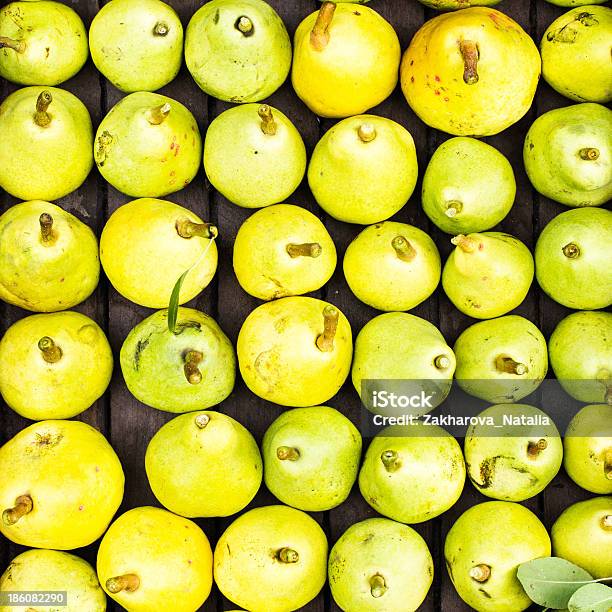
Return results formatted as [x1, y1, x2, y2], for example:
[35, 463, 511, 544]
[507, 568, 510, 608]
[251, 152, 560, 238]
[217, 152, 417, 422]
[292, 2, 400, 118]
[0, 201, 99, 312]
[401, 8, 540, 136]
[97, 506, 213, 612]
[0, 420, 124, 550]
[0, 311, 113, 421]
[100, 198, 218, 308]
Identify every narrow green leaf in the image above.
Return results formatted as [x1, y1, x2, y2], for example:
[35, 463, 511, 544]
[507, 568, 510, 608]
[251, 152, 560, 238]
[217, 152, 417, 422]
[568, 583, 612, 612]
[167, 268, 190, 334]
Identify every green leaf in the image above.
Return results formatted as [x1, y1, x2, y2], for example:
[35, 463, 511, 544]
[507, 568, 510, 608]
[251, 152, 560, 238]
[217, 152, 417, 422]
[568, 583, 612, 612]
[517, 557, 594, 609]
[167, 268, 190, 334]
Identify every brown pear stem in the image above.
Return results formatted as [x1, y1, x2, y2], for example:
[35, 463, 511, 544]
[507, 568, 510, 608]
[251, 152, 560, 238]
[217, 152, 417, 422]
[358, 124, 376, 143]
[579, 148, 599, 161]
[496, 356, 528, 375]
[562, 243, 580, 259]
[258, 104, 277, 135]
[445, 200, 463, 218]
[146, 102, 171, 125]
[277, 446, 300, 461]
[527, 438, 548, 458]
[38, 337, 62, 363]
[310, 2, 335, 51]
[2, 495, 33, 526]
[277, 548, 299, 563]
[460, 40, 479, 84]
[0, 36, 25, 53]
[153, 21, 169, 36]
[601, 515, 612, 531]
[286, 242, 322, 258]
[176, 218, 218, 239]
[236, 15, 254, 35]
[316, 305, 339, 352]
[381, 450, 400, 472]
[434, 355, 451, 370]
[195, 413, 210, 429]
[370, 574, 388, 598]
[106, 574, 140, 594]
[470, 564, 491, 582]
[391, 236, 416, 262]
[451, 234, 478, 253]
[184, 350, 203, 385]
[604, 448, 612, 480]
[34, 91, 53, 127]
[39, 213, 55, 244]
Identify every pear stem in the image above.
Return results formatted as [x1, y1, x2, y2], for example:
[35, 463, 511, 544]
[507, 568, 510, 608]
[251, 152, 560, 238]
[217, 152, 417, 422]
[381, 450, 401, 472]
[146, 102, 171, 125]
[195, 413, 210, 429]
[445, 200, 463, 218]
[469, 564, 491, 582]
[316, 305, 339, 352]
[601, 515, 612, 531]
[358, 124, 376, 143]
[527, 438, 548, 458]
[106, 574, 140, 594]
[39, 213, 55, 244]
[310, 1, 335, 51]
[0, 36, 25, 53]
[153, 21, 169, 36]
[236, 15, 254, 36]
[604, 448, 612, 480]
[277, 446, 300, 461]
[434, 354, 451, 370]
[34, 91, 53, 127]
[496, 356, 528, 375]
[258, 104, 277, 135]
[562, 243, 580, 259]
[370, 574, 387, 598]
[277, 548, 299, 563]
[176, 218, 218, 239]
[38, 337, 62, 363]
[2, 495, 33, 526]
[286, 242, 322, 258]
[184, 351, 203, 385]
[392, 236, 416, 262]
[459, 40, 479, 84]
[579, 147, 599, 161]
[451, 234, 478, 253]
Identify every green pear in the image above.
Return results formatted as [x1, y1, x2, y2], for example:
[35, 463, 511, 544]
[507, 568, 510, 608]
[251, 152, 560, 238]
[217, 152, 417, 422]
[185, 0, 291, 102]
[100, 198, 218, 308]
[0, 87, 93, 201]
[237, 297, 352, 407]
[262, 406, 361, 511]
[352, 312, 456, 414]
[549, 311, 612, 404]
[464, 404, 563, 501]
[233, 204, 336, 300]
[0, 201, 99, 312]
[0, 1, 88, 85]
[535, 207, 612, 310]
[422, 137, 516, 234]
[204, 104, 306, 209]
[343, 221, 441, 311]
[89, 0, 183, 93]
[0, 549, 106, 612]
[328, 518, 433, 612]
[97, 506, 213, 612]
[0, 312, 113, 421]
[145, 411, 261, 517]
[359, 424, 465, 523]
[308, 115, 417, 224]
[442, 232, 534, 319]
[0, 420, 124, 550]
[120, 308, 235, 413]
[541, 6, 612, 103]
[416, 0, 500, 7]
[445, 501, 551, 612]
[95, 92, 202, 198]
[551, 496, 612, 579]
[214, 505, 328, 612]
[545, 0, 606, 4]
[564, 404, 612, 494]
[524, 103, 612, 207]
[454, 315, 548, 403]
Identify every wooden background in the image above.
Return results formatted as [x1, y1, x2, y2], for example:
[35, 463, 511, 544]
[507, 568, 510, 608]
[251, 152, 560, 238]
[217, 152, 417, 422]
[0, 0, 596, 610]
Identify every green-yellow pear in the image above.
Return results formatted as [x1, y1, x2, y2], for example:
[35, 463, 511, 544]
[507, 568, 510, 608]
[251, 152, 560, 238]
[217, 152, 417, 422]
[89, 0, 183, 93]
[97, 506, 213, 612]
[343, 221, 441, 311]
[564, 404, 612, 494]
[442, 232, 534, 319]
[95, 92, 202, 198]
[233, 204, 336, 300]
[454, 315, 548, 403]
[551, 496, 612, 579]
[541, 6, 612, 103]
[535, 208, 612, 310]
[120, 308, 235, 413]
[359, 424, 465, 523]
[262, 406, 361, 511]
[146, 411, 261, 517]
[445, 501, 551, 612]
[308, 115, 418, 224]
[352, 313, 456, 414]
[0, 312, 113, 421]
[464, 404, 563, 501]
[329, 518, 433, 612]
[214, 505, 328, 612]
[545, 0, 606, 5]
[0, 420, 124, 550]
[0, 201, 99, 312]
[0, 87, 93, 201]
[0, 1, 88, 85]
[422, 137, 516, 234]
[204, 104, 306, 209]
[0, 549, 106, 612]
[292, 3, 400, 118]
[549, 311, 611, 404]
[100, 198, 218, 308]
[237, 297, 352, 407]
[401, 8, 540, 136]
[185, 0, 291, 102]
[417, 0, 500, 7]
